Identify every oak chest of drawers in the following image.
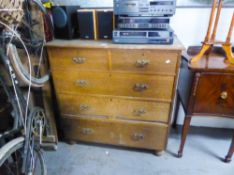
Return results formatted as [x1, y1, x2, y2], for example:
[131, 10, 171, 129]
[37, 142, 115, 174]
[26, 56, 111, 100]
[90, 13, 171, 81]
[47, 38, 184, 154]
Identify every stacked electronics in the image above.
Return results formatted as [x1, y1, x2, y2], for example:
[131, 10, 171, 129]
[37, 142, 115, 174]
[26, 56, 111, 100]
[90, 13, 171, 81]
[51, 6, 114, 40]
[113, 0, 176, 44]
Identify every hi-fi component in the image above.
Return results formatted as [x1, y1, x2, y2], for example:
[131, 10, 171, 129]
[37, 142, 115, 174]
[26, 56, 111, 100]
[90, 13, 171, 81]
[117, 16, 170, 29]
[114, 0, 176, 17]
[52, 6, 80, 39]
[113, 28, 174, 44]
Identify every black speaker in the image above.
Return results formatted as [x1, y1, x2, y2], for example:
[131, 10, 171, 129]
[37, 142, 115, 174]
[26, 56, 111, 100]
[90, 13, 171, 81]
[96, 9, 113, 39]
[52, 6, 79, 39]
[77, 9, 97, 40]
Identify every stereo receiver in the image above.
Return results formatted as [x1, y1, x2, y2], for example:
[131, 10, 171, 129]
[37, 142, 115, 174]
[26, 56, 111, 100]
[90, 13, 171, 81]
[114, 0, 176, 17]
[117, 16, 170, 29]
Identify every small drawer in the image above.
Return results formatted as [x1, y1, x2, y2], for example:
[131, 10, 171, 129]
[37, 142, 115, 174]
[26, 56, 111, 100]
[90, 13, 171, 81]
[52, 71, 175, 101]
[193, 74, 234, 117]
[113, 98, 171, 123]
[48, 48, 109, 71]
[61, 116, 168, 150]
[57, 94, 113, 117]
[111, 49, 178, 75]
[52, 70, 110, 95]
[110, 73, 174, 100]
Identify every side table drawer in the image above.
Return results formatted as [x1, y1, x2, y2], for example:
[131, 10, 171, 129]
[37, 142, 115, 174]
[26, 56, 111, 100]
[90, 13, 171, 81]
[193, 73, 234, 117]
[48, 48, 109, 71]
[111, 49, 178, 75]
[61, 116, 168, 150]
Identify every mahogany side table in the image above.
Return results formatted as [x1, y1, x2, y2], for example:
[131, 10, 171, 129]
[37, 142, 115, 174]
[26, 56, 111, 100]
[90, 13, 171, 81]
[176, 53, 234, 163]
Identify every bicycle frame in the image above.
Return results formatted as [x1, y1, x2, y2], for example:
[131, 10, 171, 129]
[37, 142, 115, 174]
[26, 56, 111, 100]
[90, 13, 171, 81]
[0, 43, 43, 174]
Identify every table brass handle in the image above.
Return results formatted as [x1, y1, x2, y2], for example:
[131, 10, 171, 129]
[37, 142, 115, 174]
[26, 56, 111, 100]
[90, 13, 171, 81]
[132, 133, 144, 141]
[76, 80, 88, 87]
[81, 128, 93, 135]
[133, 83, 149, 92]
[220, 91, 228, 100]
[133, 108, 147, 116]
[79, 104, 90, 111]
[73, 57, 86, 64]
[136, 59, 150, 68]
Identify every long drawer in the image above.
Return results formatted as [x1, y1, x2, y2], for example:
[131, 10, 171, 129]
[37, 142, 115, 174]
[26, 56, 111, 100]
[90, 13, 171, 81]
[111, 49, 178, 75]
[57, 94, 171, 123]
[61, 116, 168, 150]
[48, 48, 109, 71]
[52, 71, 175, 101]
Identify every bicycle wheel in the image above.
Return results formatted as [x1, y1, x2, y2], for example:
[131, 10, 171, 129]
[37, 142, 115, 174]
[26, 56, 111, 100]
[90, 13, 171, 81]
[0, 137, 47, 175]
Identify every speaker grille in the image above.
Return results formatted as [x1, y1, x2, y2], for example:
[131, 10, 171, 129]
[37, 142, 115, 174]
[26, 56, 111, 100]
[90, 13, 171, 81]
[78, 11, 95, 39]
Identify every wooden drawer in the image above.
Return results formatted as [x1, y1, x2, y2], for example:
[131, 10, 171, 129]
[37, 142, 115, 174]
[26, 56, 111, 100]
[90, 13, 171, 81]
[57, 94, 113, 117]
[193, 73, 234, 117]
[111, 49, 178, 75]
[48, 48, 109, 71]
[57, 94, 171, 123]
[113, 98, 171, 123]
[53, 71, 174, 100]
[61, 116, 168, 150]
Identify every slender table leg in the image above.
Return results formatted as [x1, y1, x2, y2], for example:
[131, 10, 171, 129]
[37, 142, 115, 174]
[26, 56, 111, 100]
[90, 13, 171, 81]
[178, 116, 192, 158]
[225, 133, 234, 163]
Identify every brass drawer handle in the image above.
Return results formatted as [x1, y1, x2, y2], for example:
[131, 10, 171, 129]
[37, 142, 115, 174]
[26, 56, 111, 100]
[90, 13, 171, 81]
[73, 57, 86, 64]
[136, 59, 150, 68]
[133, 108, 147, 116]
[81, 128, 94, 135]
[79, 104, 90, 111]
[132, 133, 144, 141]
[220, 91, 228, 100]
[76, 80, 89, 87]
[133, 83, 149, 92]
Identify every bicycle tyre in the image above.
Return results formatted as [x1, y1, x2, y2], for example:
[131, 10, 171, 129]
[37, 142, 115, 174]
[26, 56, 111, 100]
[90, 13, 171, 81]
[0, 137, 47, 175]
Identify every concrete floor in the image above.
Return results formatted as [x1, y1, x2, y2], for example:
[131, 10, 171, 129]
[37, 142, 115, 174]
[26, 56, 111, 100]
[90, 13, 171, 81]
[45, 127, 234, 175]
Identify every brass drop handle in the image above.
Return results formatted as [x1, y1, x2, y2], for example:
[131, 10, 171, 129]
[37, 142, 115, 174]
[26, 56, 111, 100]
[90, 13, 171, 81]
[73, 57, 86, 64]
[220, 91, 228, 100]
[81, 128, 93, 135]
[76, 80, 89, 87]
[133, 83, 149, 92]
[136, 59, 150, 68]
[132, 133, 144, 141]
[134, 108, 147, 116]
[79, 104, 90, 111]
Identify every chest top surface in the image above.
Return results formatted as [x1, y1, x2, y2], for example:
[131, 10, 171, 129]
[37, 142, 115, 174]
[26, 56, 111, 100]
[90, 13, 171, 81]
[46, 36, 185, 51]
